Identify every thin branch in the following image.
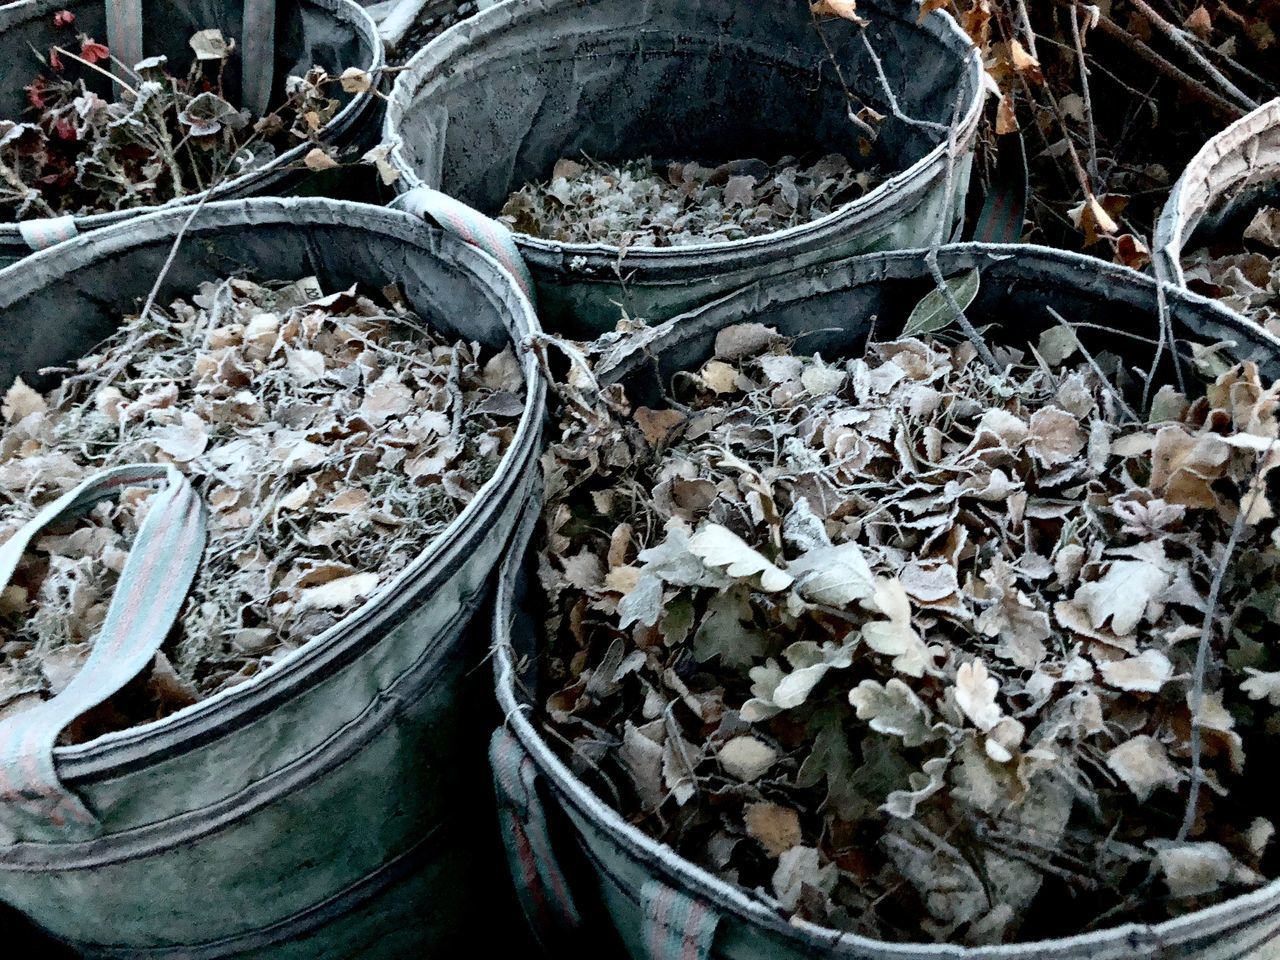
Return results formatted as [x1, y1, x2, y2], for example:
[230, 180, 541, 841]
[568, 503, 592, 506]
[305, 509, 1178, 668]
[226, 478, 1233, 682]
[1178, 448, 1276, 840]
[1068, 4, 1245, 119]
[1069, 7, 1101, 191]
[1126, 0, 1259, 112]
[858, 29, 951, 136]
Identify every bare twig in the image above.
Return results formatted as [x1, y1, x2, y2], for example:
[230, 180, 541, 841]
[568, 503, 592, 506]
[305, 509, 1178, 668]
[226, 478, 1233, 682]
[1069, 7, 1101, 191]
[1179, 449, 1276, 840]
[1126, 0, 1259, 112]
[1056, 3, 1244, 119]
[858, 29, 951, 136]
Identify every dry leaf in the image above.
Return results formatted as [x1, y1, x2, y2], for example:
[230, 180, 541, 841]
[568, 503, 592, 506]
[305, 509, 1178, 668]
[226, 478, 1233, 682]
[304, 148, 340, 172]
[744, 802, 803, 856]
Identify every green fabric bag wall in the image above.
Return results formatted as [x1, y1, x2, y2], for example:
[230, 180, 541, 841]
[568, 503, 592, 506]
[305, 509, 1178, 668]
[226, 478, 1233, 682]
[0, 197, 544, 958]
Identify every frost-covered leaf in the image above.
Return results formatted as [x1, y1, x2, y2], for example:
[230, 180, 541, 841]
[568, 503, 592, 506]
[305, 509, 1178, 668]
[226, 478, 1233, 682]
[1149, 841, 1260, 898]
[788, 540, 875, 606]
[1099, 649, 1173, 693]
[955, 659, 1003, 732]
[189, 28, 229, 61]
[719, 735, 778, 782]
[862, 578, 937, 678]
[902, 268, 980, 337]
[883, 756, 950, 818]
[617, 573, 665, 629]
[772, 846, 838, 911]
[1241, 668, 1280, 706]
[767, 640, 856, 710]
[688, 523, 794, 591]
[848, 678, 937, 746]
[1070, 552, 1171, 636]
[1106, 735, 1184, 801]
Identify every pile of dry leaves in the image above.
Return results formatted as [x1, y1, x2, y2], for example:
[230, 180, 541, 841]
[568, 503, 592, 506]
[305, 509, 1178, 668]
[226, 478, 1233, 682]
[0, 14, 350, 221]
[534, 310, 1280, 943]
[1183, 205, 1280, 337]
[500, 154, 880, 248]
[0, 277, 523, 739]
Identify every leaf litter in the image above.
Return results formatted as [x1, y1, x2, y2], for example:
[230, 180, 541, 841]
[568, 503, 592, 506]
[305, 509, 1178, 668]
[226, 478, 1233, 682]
[500, 153, 881, 248]
[0, 277, 523, 740]
[532, 305, 1280, 944]
[1183, 206, 1280, 337]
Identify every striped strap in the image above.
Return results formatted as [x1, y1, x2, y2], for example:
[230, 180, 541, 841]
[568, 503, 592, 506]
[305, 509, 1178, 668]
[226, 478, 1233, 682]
[396, 187, 537, 306]
[19, 216, 78, 252]
[0, 465, 207, 842]
[104, 0, 144, 82]
[490, 726, 581, 944]
[642, 881, 719, 960]
[969, 131, 1028, 244]
[240, 0, 277, 117]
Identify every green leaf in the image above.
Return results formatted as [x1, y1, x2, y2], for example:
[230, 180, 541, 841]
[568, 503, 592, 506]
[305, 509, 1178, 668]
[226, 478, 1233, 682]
[797, 706, 862, 820]
[693, 588, 765, 668]
[902, 268, 981, 338]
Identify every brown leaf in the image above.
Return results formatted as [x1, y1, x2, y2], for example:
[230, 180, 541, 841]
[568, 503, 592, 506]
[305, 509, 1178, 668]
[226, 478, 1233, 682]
[995, 93, 1019, 135]
[634, 407, 687, 447]
[810, 0, 868, 24]
[1068, 194, 1119, 246]
[744, 802, 803, 857]
[304, 148, 340, 171]
[1114, 233, 1151, 270]
[1184, 5, 1212, 41]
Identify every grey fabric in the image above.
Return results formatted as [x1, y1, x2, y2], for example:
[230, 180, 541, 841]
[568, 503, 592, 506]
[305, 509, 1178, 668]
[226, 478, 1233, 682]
[0, 0, 383, 264]
[0, 198, 545, 958]
[385, 0, 986, 336]
[492, 244, 1280, 960]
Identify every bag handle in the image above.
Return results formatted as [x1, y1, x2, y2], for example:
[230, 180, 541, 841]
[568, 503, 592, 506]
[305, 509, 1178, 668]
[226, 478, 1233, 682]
[395, 187, 537, 306]
[0, 464, 206, 842]
[102, 0, 276, 127]
[642, 880, 720, 960]
[490, 726, 581, 944]
[239, 0, 277, 117]
[105, 0, 144, 85]
[967, 130, 1028, 244]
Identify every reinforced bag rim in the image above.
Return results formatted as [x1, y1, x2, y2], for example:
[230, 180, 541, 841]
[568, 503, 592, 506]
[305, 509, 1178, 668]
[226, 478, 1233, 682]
[0, 196, 545, 785]
[492, 242, 1280, 959]
[0, 0, 385, 246]
[382, 0, 985, 274]
[1154, 97, 1280, 288]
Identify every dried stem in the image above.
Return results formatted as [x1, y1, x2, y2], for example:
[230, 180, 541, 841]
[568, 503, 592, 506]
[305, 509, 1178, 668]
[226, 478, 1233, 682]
[1178, 450, 1275, 840]
[1068, 7, 1100, 191]
[1125, 0, 1259, 112]
[52, 46, 140, 98]
[1056, 3, 1244, 119]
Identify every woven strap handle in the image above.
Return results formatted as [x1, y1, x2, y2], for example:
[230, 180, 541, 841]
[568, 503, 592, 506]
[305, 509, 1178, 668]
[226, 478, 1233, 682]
[239, 0, 277, 116]
[0, 465, 206, 842]
[396, 187, 537, 306]
[102, 0, 276, 126]
[641, 880, 719, 960]
[490, 726, 581, 944]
